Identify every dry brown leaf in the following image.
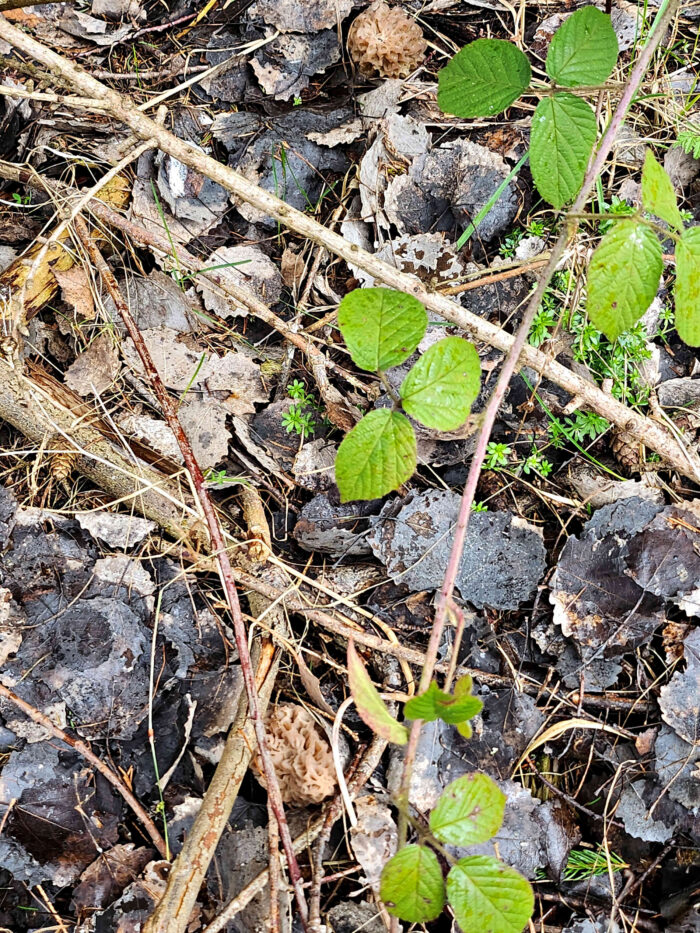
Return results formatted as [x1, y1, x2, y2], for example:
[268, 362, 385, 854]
[65, 334, 119, 397]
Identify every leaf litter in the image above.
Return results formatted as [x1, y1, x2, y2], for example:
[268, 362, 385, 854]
[0, 2, 698, 930]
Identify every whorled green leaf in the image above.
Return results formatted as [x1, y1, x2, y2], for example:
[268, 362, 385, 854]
[347, 640, 408, 745]
[337, 287, 427, 372]
[546, 6, 618, 87]
[447, 856, 534, 933]
[675, 226, 700, 346]
[400, 337, 481, 431]
[430, 774, 506, 846]
[335, 409, 416, 503]
[380, 845, 446, 923]
[641, 150, 684, 231]
[587, 220, 663, 340]
[437, 39, 531, 119]
[530, 93, 597, 208]
[403, 680, 483, 725]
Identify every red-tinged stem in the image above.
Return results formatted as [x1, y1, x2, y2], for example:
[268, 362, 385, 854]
[74, 217, 309, 927]
[395, 0, 680, 851]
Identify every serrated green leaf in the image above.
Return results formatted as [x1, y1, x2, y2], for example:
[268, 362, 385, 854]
[641, 150, 683, 231]
[546, 7, 618, 87]
[675, 226, 700, 346]
[404, 681, 483, 725]
[335, 409, 416, 503]
[381, 845, 445, 922]
[530, 93, 596, 208]
[347, 640, 408, 745]
[447, 856, 534, 933]
[430, 774, 506, 846]
[400, 337, 481, 430]
[587, 220, 663, 340]
[437, 39, 531, 119]
[337, 288, 427, 372]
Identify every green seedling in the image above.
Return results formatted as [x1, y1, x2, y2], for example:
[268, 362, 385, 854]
[334, 288, 481, 502]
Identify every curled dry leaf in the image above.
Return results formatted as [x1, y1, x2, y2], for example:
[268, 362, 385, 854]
[348, 1, 427, 78]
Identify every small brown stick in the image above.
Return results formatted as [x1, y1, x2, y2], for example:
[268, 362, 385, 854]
[437, 255, 550, 295]
[266, 796, 282, 933]
[0, 23, 693, 475]
[72, 217, 310, 927]
[0, 680, 167, 856]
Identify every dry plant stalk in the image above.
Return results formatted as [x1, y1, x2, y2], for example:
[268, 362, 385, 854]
[0, 17, 694, 479]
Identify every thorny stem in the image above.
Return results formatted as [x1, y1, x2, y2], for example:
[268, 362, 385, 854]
[73, 218, 310, 927]
[394, 0, 680, 856]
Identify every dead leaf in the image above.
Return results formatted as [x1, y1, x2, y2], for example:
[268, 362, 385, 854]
[54, 264, 95, 319]
[65, 334, 119, 397]
[659, 628, 700, 746]
[196, 245, 283, 319]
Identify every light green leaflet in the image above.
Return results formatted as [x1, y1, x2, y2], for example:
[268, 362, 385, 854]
[400, 337, 481, 430]
[347, 640, 408, 745]
[587, 220, 662, 340]
[430, 774, 506, 846]
[530, 93, 597, 208]
[380, 845, 445, 923]
[641, 150, 684, 231]
[675, 227, 700, 346]
[447, 856, 534, 933]
[438, 39, 531, 119]
[546, 7, 618, 87]
[337, 288, 427, 372]
[335, 409, 416, 503]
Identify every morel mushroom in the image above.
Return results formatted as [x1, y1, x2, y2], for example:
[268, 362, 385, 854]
[347, 1, 427, 78]
[254, 703, 336, 806]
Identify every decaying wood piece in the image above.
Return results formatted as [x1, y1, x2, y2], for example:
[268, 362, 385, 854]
[0, 358, 207, 544]
[0, 17, 695, 479]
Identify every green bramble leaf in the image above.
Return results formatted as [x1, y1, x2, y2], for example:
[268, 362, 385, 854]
[675, 226, 700, 346]
[335, 409, 416, 503]
[546, 7, 618, 87]
[337, 287, 427, 372]
[400, 337, 481, 431]
[430, 774, 506, 846]
[454, 675, 479, 739]
[403, 680, 483, 725]
[347, 640, 408, 745]
[447, 856, 534, 933]
[437, 39, 531, 119]
[380, 845, 446, 922]
[587, 220, 663, 340]
[641, 150, 684, 231]
[530, 93, 597, 208]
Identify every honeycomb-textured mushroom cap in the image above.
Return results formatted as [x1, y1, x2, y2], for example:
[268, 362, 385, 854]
[254, 703, 337, 806]
[347, 1, 427, 78]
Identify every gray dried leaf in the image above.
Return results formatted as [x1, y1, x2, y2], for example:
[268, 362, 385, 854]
[660, 628, 700, 745]
[292, 439, 336, 492]
[116, 411, 183, 463]
[59, 7, 133, 43]
[369, 490, 546, 610]
[122, 326, 267, 415]
[195, 245, 283, 319]
[75, 511, 155, 549]
[251, 30, 340, 101]
[250, 0, 353, 31]
[294, 493, 375, 556]
[550, 497, 666, 661]
[178, 397, 231, 468]
[92, 0, 145, 18]
[65, 334, 120, 397]
[351, 795, 398, 888]
[625, 501, 700, 616]
[116, 270, 198, 333]
[617, 779, 675, 842]
[654, 725, 700, 810]
[71, 844, 154, 912]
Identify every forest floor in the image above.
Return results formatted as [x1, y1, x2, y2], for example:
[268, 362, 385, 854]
[0, 0, 698, 931]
